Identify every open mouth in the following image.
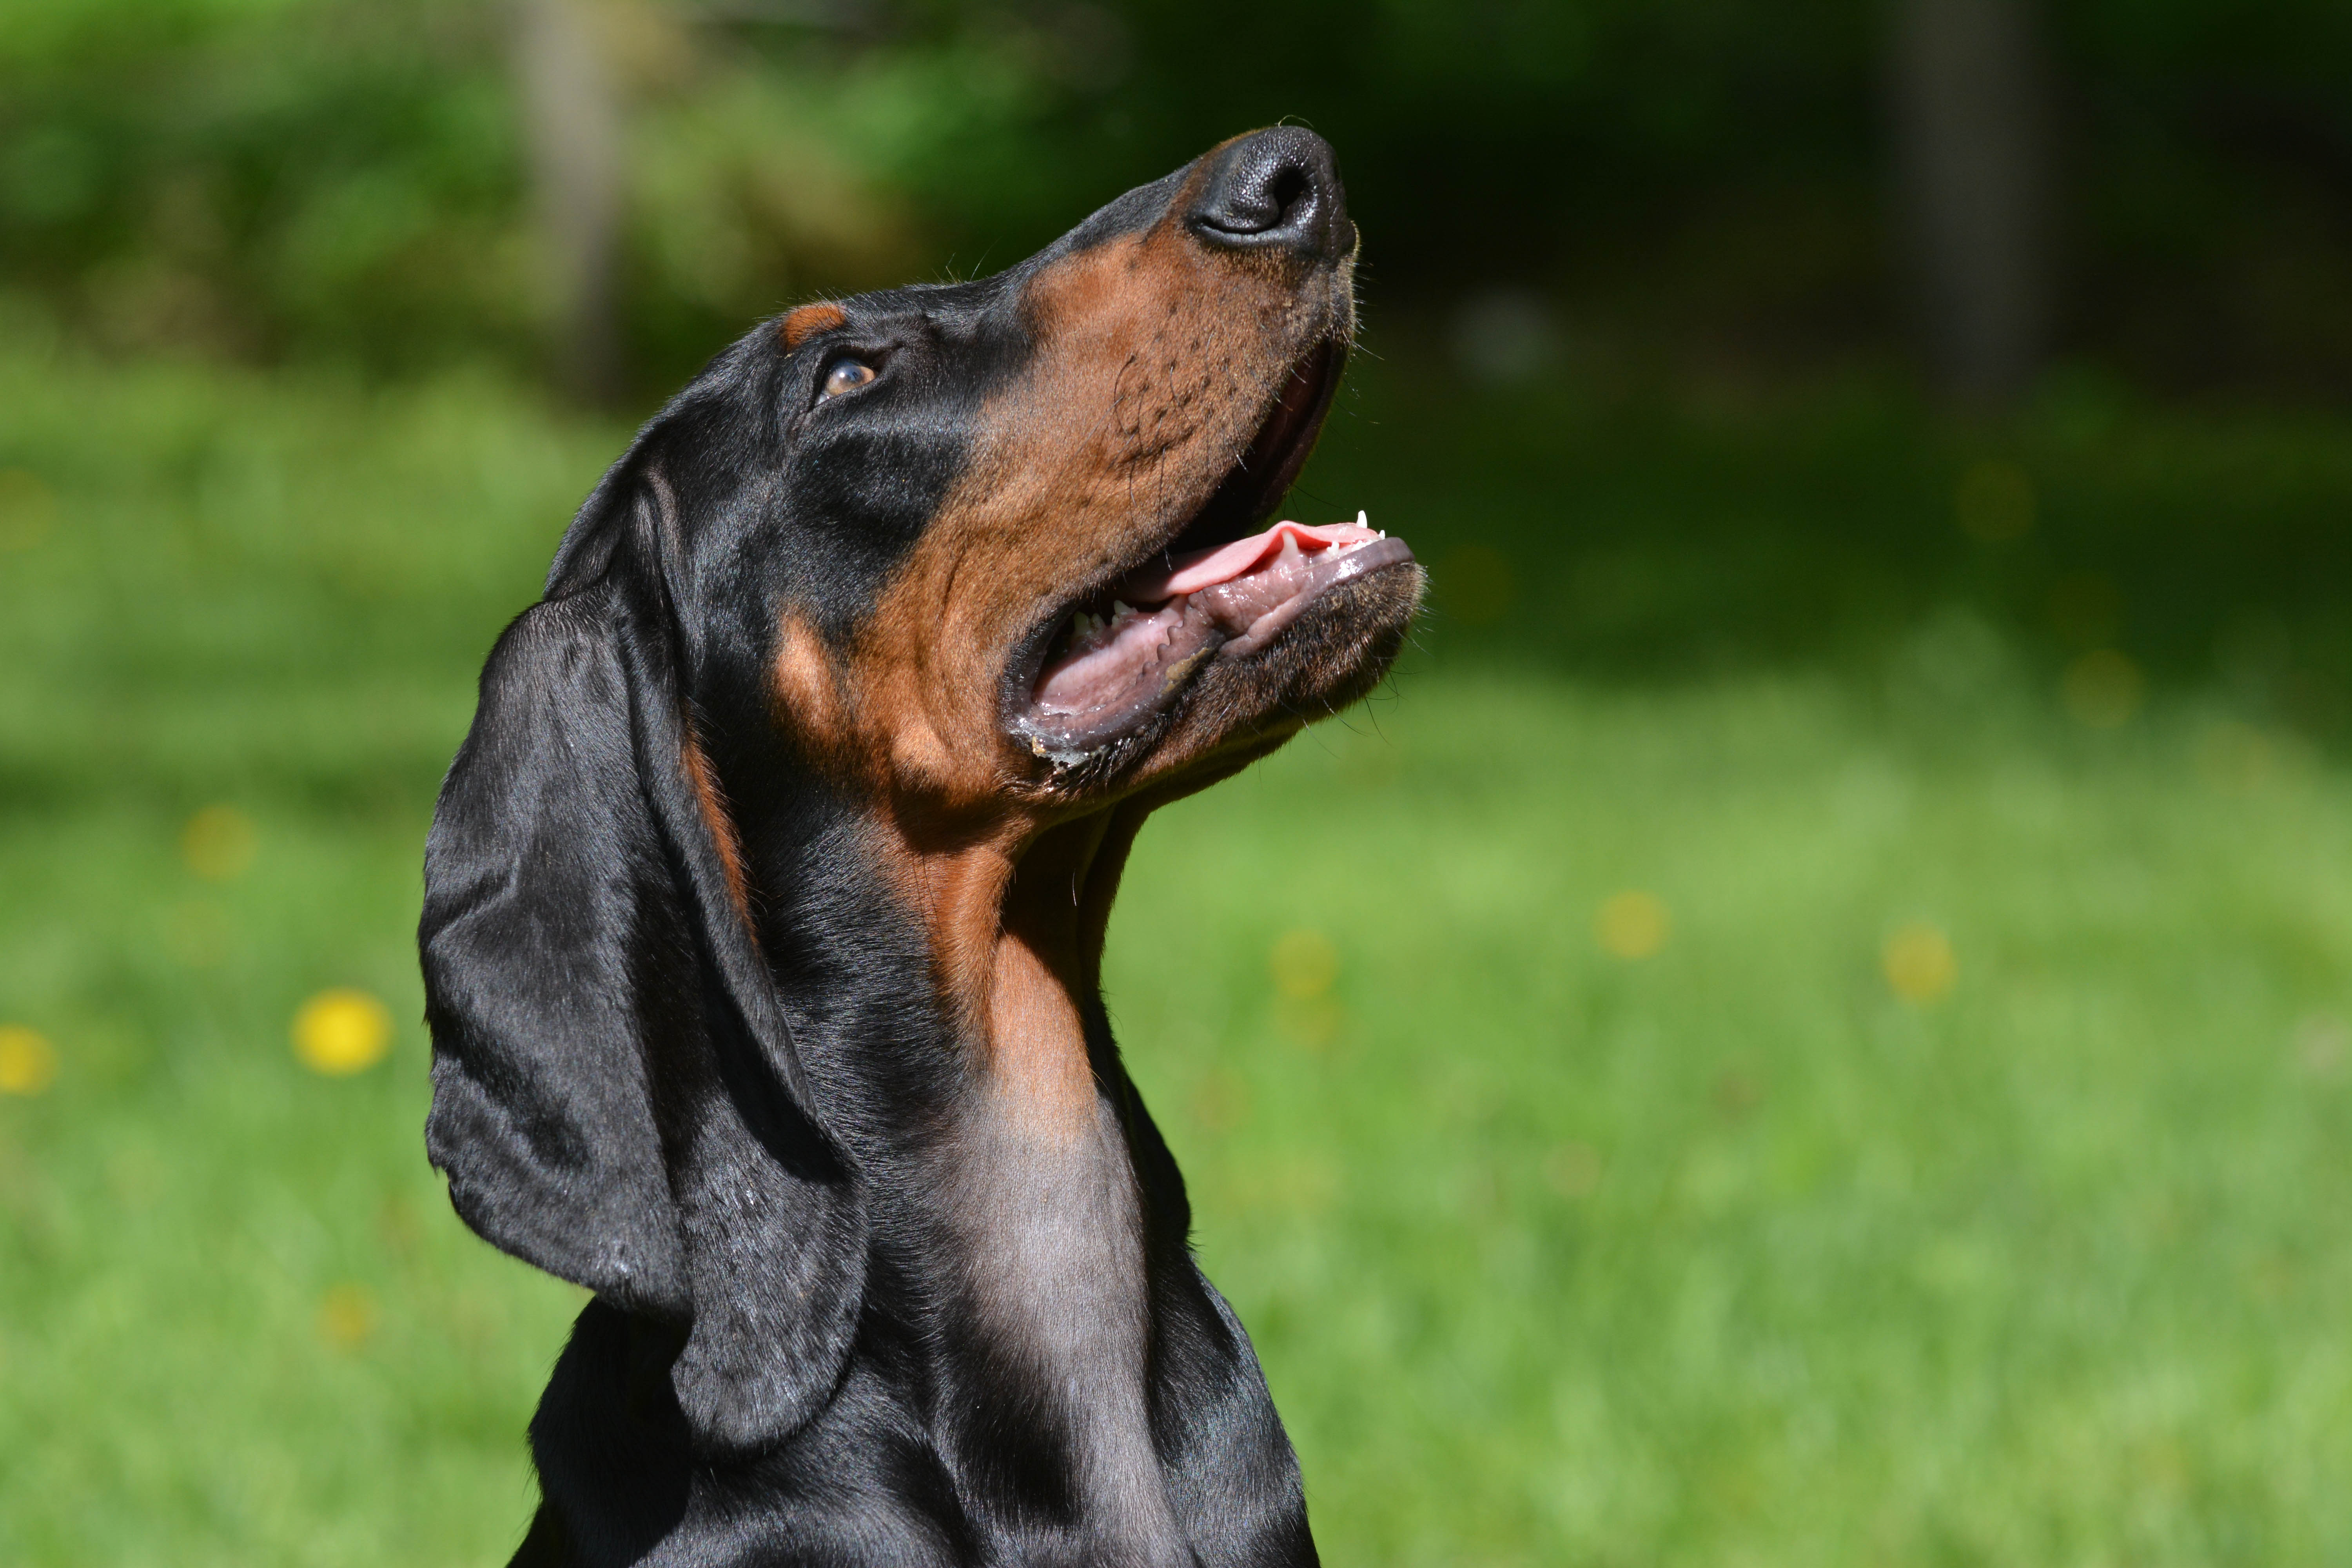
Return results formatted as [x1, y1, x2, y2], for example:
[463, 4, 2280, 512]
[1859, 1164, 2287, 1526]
[1006, 343, 1416, 764]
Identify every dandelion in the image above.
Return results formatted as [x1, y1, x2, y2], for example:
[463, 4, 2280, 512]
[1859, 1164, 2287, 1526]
[183, 805, 258, 881]
[0, 1026, 58, 1096]
[1269, 930, 1339, 1000]
[318, 1283, 378, 1349]
[1595, 890, 1671, 959]
[293, 989, 393, 1075]
[1883, 923, 1958, 1004]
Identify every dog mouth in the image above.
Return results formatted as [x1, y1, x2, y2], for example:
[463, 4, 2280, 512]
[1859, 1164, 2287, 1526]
[1004, 341, 1416, 765]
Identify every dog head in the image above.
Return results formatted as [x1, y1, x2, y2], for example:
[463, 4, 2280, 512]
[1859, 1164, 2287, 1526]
[419, 128, 1420, 1458]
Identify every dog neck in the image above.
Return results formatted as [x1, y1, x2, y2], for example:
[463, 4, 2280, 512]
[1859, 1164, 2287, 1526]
[824, 800, 1192, 1559]
[899, 809, 1123, 1100]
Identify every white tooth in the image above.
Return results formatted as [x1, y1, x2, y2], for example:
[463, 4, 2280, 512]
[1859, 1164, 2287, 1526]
[1357, 510, 1369, 528]
[1112, 599, 1134, 620]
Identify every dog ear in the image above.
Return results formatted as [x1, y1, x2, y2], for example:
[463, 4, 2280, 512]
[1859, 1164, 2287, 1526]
[420, 476, 863, 1458]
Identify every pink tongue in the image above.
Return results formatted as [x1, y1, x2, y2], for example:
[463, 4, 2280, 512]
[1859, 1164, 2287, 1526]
[1121, 520, 1377, 602]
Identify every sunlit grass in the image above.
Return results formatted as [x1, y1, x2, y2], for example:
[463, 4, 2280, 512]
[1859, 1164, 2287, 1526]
[4, 338, 2350, 1564]
[1117, 674, 2352, 1565]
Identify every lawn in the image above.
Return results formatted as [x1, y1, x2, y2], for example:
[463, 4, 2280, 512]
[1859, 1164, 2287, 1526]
[2, 323, 2349, 1566]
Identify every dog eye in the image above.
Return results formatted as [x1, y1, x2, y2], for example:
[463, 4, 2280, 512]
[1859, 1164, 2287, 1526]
[820, 356, 877, 399]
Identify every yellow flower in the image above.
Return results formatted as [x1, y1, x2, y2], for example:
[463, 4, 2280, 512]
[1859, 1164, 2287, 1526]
[292, 989, 393, 1075]
[182, 804, 258, 882]
[1269, 929, 1339, 1000]
[1595, 890, 1671, 959]
[1883, 923, 1958, 1004]
[318, 1283, 378, 1349]
[0, 1025, 58, 1096]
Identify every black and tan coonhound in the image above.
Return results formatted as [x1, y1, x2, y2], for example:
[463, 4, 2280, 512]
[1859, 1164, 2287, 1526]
[418, 127, 1421, 1567]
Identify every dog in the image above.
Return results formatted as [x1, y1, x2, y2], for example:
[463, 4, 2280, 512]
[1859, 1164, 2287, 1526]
[418, 127, 1422, 1567]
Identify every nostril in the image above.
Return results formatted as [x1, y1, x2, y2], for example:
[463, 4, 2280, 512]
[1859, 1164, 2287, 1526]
[1188, 128, 1350, 257]
[1199, 159, 1315, 237]
[1200, 162, 1313, 236]
[1266, 166, 1310, 227]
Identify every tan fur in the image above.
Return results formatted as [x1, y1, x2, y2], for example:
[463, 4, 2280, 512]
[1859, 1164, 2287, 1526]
[679, 725, 752, 922]
[779, 301, 847, 349]
[864, 813, 1113, 1143]
[737, 137, 1401, 1561]
[794, 206, 1353, 828]
[768, 145, 1367, 1136]
[983, 931, 1098, 1142]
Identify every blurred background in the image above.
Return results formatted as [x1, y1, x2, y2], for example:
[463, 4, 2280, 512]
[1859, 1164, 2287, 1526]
[3, 0, 2350, 1562]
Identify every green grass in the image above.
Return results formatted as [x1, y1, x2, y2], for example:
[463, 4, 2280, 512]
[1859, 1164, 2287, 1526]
[3, 330, 2350, 1566]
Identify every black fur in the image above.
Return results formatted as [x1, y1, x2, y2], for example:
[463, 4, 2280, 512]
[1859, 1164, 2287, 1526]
[421, 130, 1396, 1566]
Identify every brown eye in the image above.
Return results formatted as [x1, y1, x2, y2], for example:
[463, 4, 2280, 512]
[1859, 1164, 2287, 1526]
[821, 357, 877, 399]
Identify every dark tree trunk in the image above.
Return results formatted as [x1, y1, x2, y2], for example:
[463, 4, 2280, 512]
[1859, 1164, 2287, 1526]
[1888, 0, 2057, 407]
[515, 0, 625, 405]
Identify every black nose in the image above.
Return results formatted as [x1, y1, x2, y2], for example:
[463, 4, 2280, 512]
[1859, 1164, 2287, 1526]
[1186, 127, 1352, 261]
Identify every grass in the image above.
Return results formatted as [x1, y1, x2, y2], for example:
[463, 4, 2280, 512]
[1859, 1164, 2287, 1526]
[2, 325, 2350, 1566]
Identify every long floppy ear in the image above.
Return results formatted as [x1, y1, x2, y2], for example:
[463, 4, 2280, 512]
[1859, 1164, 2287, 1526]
[420, 481, 863, 1457]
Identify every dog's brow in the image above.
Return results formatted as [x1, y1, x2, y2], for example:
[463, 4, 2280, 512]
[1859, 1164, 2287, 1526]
[779, 301, 847, 349]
